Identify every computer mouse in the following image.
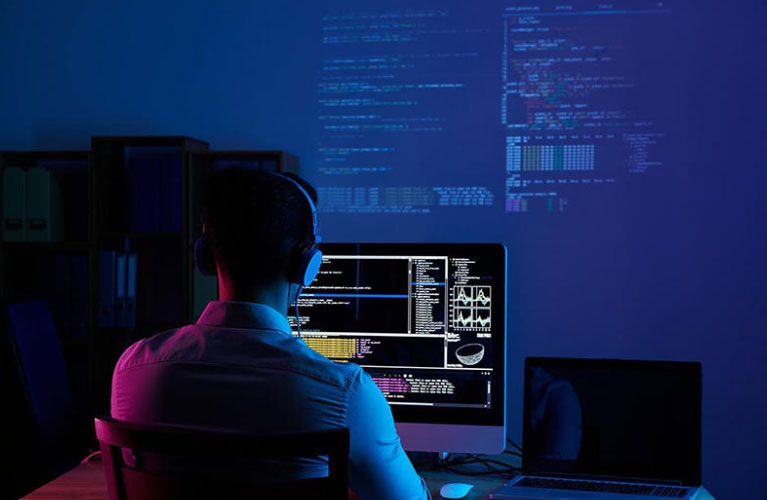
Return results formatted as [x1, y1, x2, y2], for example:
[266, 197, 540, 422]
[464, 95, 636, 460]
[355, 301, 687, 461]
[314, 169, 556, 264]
[440, 482, 475, 499]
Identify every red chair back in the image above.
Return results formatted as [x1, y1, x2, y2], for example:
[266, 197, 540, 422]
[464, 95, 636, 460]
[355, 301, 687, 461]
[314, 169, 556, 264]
[94, 416, 349, 500]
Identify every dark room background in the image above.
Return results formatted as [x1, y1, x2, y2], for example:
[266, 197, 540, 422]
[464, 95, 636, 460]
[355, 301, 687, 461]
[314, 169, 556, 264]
[1, 1, 765, 499]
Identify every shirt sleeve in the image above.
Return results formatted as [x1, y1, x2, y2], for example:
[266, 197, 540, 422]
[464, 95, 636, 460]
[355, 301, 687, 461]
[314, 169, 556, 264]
[110, 339, 144, 420]
[345, 369, 431, 500]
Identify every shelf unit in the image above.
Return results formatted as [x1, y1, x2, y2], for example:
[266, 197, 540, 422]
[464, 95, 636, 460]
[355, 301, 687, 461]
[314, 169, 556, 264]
[89, 136, 209, 413]
[0, 150, 91, 497]
[0, 150, 91, 401]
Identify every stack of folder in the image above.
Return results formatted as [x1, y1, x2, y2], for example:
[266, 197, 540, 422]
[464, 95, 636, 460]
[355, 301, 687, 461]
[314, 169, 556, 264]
[2, 166, 61, 241]
[98, 251, 137, 328]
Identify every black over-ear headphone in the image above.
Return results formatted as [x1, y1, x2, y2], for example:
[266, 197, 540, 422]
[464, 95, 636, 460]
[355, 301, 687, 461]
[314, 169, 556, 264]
[193, 172, 323, 287]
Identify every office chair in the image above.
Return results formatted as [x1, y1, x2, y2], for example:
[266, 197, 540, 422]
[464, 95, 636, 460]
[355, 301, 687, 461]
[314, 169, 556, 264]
[94, 416, 349, 500]
[6, 300, 79, 452]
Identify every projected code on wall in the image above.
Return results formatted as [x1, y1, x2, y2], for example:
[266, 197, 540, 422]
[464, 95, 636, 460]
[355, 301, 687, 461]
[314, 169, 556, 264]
[503, 2, 671, 212]
[314, 3, 672, 214]
[316, 9, 496, 214]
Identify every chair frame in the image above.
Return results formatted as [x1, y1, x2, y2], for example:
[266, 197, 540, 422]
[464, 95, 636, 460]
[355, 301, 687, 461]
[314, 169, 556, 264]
[94, 416, 349, 500]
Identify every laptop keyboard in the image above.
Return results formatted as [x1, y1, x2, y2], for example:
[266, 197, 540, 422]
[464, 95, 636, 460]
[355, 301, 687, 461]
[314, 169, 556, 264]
[516, 477, 689, 498]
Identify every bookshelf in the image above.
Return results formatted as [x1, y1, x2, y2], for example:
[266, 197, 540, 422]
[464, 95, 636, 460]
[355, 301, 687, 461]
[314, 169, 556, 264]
[0, 150, 91, 402]
[89, 136, 209, 413]
[0, 150, 91, 497]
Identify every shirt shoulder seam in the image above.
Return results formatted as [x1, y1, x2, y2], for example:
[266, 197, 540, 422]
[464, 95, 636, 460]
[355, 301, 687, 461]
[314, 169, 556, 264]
[342, 368, 365, 425]
[115, 358, 357, 389]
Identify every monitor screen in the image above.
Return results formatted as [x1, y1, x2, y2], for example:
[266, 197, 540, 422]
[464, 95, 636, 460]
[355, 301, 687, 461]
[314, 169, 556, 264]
[523, 358, 702, 485]
[290, 243, 506, 425]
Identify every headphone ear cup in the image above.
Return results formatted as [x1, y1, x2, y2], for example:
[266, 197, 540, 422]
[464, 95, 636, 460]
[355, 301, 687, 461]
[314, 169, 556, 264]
[301, 248, 323, 287]
[194, 237, 217, 277]
[291, 246, 322, 287]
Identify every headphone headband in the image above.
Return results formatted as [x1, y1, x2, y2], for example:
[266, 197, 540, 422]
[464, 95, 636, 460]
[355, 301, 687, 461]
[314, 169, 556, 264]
[270, 172, 321, 245]
[269, 172, 322, 288]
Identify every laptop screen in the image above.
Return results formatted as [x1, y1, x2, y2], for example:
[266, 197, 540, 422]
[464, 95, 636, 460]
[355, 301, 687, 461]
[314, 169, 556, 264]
[523, 358, 701, 485]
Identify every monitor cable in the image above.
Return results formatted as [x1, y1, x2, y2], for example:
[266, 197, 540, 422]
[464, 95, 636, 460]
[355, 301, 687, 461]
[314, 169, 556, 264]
[506, 437, 522, 455]
[292, 284, 304, 338]
[435, 440, 522, 477]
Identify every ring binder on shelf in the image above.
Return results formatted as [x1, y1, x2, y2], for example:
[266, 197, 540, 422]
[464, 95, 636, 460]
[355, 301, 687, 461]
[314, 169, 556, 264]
[2, 167, 27, 241]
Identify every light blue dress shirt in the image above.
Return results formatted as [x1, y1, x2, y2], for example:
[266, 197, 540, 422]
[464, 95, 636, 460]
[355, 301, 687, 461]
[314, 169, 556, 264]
[111, 301, 430, 500]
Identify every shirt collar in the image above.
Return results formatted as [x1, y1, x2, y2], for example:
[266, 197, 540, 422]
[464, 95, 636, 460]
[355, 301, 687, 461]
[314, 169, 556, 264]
[196, 301, 292, 335]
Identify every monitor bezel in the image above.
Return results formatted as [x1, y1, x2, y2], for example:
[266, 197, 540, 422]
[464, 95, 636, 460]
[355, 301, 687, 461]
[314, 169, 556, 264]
[522, 357, 702, 486]
[312, 242, 507, 428]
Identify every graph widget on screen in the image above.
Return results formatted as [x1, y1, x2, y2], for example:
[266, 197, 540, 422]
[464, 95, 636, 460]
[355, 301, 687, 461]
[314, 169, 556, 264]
[453, 286, 492, 332]
[289, 244, 505, 411]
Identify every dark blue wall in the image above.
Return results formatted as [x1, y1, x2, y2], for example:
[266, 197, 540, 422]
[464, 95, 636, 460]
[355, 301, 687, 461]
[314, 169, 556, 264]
[2, 2, 765, 499]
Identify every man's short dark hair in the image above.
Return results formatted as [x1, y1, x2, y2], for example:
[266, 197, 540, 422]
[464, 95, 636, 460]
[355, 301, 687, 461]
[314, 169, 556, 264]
[202, 168, 318, 286]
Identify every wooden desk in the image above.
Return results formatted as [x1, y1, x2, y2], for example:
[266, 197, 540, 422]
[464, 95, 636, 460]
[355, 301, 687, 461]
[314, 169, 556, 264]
[23, 462, 107, 500]
[422, 469, 508, 499]
[21, 462, 718, 500]
[22, 461, 509, 499]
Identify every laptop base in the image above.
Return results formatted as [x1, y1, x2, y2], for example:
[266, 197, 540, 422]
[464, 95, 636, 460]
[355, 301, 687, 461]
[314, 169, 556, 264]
[490, 475, 703, 500]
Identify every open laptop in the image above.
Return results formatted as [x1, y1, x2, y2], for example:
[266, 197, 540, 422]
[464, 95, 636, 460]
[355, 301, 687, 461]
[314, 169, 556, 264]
[491, 357, 703, 500]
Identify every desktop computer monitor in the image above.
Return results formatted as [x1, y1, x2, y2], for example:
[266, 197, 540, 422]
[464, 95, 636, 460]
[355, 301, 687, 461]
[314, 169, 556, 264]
[289, 243, 506, 453]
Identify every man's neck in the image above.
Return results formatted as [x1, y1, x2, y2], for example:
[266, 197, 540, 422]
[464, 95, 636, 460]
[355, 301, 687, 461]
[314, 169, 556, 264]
[217, 277, 290, 315]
